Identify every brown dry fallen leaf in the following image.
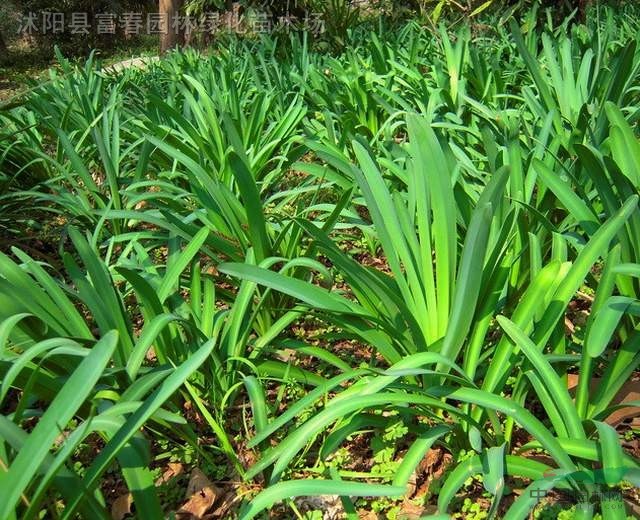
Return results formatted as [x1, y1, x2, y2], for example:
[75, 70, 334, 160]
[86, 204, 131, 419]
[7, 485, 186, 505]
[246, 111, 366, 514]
[295, 495, 343, 519]
[405, 470, 418, 497]
[398, 499, 424, 519]
[176, 468, 221, 520]
[111, 494, 132, 520]
[155, 462, 184, 486]
[209, 491, 240, 519]
[567, 375, 640, 426]
[625, 498, 640, 518]
[421, 447, 442, 474]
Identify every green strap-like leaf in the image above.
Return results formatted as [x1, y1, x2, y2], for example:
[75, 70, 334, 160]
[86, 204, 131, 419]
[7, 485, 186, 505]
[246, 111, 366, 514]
[0, 331, 118, 518]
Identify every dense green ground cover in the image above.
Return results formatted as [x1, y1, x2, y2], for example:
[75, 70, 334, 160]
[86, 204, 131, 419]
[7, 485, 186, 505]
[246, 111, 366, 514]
[2, 5, 640, 518]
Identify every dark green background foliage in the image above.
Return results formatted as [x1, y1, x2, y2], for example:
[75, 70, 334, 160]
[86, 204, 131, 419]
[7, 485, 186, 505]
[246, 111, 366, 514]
[9, 0, 156, 53]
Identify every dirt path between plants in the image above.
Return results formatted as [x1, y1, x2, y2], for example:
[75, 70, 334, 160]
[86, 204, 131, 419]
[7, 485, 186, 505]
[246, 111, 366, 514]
[103, 56, 160, 73]
[0, 55, 160, 104]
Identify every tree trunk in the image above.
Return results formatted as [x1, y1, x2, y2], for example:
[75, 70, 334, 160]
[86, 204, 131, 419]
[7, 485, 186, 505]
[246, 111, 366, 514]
[159, 0, 184, 54]
[578, 0, 591, 22]
[0, 31, 8, 59]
